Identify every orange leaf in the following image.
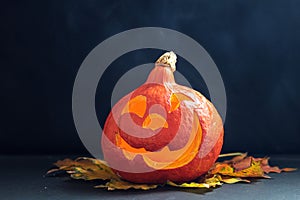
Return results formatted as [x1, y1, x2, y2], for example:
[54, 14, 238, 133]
[211, 158, 266, 178]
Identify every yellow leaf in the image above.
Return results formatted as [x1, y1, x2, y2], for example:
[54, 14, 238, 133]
[48, 157, 119, 180]
[167, 175, 222, 188]
[76, 157, 119, 180]
[95, 179, 158, 190]
[203, 175, 223, 187]
[220, 177, 250, 184]
[167, 181, 211, 188]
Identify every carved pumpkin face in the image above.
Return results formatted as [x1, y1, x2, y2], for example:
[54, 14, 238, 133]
[102, 52, 223, 184]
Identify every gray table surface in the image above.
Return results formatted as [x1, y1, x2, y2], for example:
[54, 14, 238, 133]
[0, 154, 299, 200]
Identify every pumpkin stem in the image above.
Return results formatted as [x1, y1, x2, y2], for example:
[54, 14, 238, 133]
[155, 51, 177, 72]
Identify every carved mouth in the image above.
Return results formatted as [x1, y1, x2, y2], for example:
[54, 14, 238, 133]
[116, 112, 202, 170]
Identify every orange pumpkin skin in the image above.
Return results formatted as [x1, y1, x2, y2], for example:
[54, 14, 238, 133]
[102, 52, 224, 184]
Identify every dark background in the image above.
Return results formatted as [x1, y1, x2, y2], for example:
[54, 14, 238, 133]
[1, 0, 300, 155]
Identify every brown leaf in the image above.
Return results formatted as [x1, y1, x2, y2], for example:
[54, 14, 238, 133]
[53, 158, 78, 170]
[262, 165, 281, 173]
[222, 153, 248, 163]
[262, 166, 297, 173]
[252, 157, 297, 174]
[232, 156, 252, 171]
[281, 168, 297, 172]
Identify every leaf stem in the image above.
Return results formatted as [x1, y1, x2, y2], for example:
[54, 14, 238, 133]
[218, 152, 244, 158]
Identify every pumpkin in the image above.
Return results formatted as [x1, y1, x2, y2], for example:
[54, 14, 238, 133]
[102, 51, 224, 184]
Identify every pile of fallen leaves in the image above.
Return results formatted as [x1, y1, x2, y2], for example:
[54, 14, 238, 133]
[47, 153, 296, 190]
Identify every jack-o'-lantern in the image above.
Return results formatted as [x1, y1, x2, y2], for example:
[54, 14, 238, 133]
[102, 52, 224, 184]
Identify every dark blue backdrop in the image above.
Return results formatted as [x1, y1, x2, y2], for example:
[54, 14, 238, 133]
[1, 0, 300, 155]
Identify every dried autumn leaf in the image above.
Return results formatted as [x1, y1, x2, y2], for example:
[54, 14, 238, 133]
[203, 175, 223, 187]
[219, 177, 250, 184]
[47, 157, 119, 180]
[168, 175, 221, 189]
[95, 179, 158, 190]
[281, 168, 297, 172]
[47, 153, 297, 191]
[167, 174, 249, 189]
[211, 153, 297, 179]
[167, 181, 219, 189]
[232, 160, 267, 178]
[232, 156, 252, 171]
[252, 157, 297, 174]
[211, 157, 266, 178]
